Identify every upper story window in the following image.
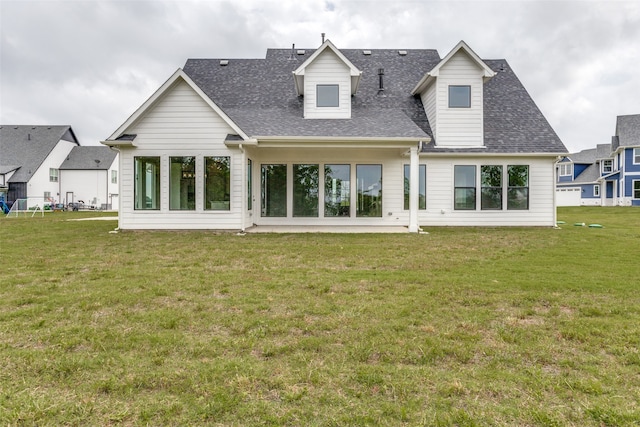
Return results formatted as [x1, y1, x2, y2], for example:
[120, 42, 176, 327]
[602, 159, 613, 174]
[449, 85, 471, 108]
[49, 168, 59, 182]
[317, 85, 339, 107]
[558, 163, 573, 177]
[634, 148, 640, 164]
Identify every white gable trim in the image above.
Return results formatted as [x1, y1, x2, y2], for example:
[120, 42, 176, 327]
[293, 39, 362, 96]
[411, 40, 496, 95]
[105, 69, 249, 142]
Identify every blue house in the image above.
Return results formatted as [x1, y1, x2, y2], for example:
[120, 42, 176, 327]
[608, 114, 640, 206]
[556, 114, 640, 206]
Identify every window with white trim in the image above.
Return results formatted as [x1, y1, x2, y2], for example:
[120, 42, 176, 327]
[481, 165, 503, 210]
[111, 170, 117, 184]
[317, 85, 339, 107]
[634, 180, 640, 199]
[507, 165, 529, 210]
[634, 148, 640, 164]
[602, 159, 613, 174]
[449, 85, 471, 108]
[454, 165, 476, 210]
[49, 168, 59, 182]
[558, 163, 573, 177]
[594, 185, 600, 197]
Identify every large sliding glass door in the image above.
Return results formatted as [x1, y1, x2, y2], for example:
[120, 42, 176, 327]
[356, 165, 382, 217]
[261, 164, 287, 217]
[324, 164, 350, 217]
[257, 162, 384, 220]
[293, 164, 319, 217]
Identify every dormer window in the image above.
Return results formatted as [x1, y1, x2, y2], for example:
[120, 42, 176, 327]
[449, 85, 471, 108]
[317, 84, 339, 107]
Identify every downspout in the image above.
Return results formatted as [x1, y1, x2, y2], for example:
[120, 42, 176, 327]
[553, 156, 561, 227]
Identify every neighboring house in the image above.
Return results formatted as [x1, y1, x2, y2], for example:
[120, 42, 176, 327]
[607, 114, 640, 206]
[556, 144, 610, 206]
[59, 146, 119, 210]
[101, 40, 567, 231]
[556, 114, 640, 207]
[0, 125, 80, 209]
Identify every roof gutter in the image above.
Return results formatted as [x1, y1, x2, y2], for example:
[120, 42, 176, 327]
[422, 151, 568, 158]
[249, 135, 430, 148]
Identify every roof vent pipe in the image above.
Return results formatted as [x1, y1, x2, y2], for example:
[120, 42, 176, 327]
[289, 43, 295, 60]
[378, 68, 385, 91]
[321, 33, 325, 44]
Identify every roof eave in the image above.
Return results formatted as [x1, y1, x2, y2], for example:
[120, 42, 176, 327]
[250, 135, 430, 148]
[100, 139, 136, 148]
[423, 151, 567, 157]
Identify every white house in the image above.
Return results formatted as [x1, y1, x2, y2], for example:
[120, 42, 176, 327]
[0, 125, 80, 209]
[59, 146, 119, 210]
[102, 40, 567, 231]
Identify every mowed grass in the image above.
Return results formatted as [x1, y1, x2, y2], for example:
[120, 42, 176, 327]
[1, 208, 639, 426]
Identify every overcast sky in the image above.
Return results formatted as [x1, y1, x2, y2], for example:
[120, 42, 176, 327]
[1, 0, 639, 153]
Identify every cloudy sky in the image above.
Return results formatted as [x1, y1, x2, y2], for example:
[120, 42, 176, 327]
[1, 0, 639, 153]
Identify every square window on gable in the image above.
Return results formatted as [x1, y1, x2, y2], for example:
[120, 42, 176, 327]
[317, 84, 339, 107]
[449, 85, 471, 108]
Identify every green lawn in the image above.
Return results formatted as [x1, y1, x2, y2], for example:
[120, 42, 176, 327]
[1, 207, 639, 426]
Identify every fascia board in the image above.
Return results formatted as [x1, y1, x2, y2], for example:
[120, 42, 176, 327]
[410, 74, 435, 96]
[424, 151, 567, 158]
[412, 41, 496, 96]
[253, 135, 429, 148]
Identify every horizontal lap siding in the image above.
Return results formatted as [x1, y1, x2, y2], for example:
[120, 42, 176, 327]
[421, 85, 437, 138]
[304, 50, 351, 119]
[118, 79, 243, 230]
[419, 157, 556, 226]
[435, 52, 484, 147]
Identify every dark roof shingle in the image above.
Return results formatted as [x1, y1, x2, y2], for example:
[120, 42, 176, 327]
[59, 146, 117, 170]
[183, 46, 566, 154]
[0, 125, 79, 182]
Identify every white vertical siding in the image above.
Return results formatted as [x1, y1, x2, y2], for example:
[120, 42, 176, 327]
[117, 78, 244, 230]
[434, 51, 485, 147]
[304, 50, 351, 119]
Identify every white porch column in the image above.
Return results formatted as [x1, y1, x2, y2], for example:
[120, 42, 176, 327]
[409, 144, 420, 233]
[239, 145, 246, 232]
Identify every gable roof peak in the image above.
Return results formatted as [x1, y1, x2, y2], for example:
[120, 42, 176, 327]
[411, 40, 496, 95]
[103, 68, 249, 145]
[292, 39, 363, 96]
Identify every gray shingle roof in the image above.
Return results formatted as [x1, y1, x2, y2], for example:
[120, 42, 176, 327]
[59, 146, 117, 170]
[0, 125, 79, 183]
[596, 143, 612, 159]
[568, 147, 598, 164]
[615, 114, 640, 148]
[183, 46, 566, 154]
[572, 163, 600, 184]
